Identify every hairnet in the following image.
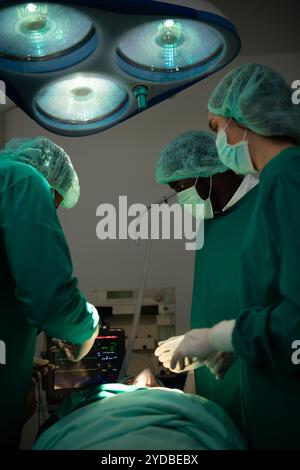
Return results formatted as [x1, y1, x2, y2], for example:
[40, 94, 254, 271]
[0, 137, 80, 208]
[156, 131, 227, 184]
[208, 63, 300, 144]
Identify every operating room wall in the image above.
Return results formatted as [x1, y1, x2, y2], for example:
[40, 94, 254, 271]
[5, 53, 300, 337]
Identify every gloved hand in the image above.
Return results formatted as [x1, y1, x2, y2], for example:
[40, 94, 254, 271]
[32, 357, 56, 384]
[155, 336, 183, 363]
[160, 357, 204, 374]
[170, 321, 236, 373]
[205, 352, 235, 380]
[155, 336, 205, 373]
[170, 329, 214, 371]
[25, 358, 56, 423]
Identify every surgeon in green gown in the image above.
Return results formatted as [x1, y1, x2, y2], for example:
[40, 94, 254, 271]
[154, 131, 258, 434]
[156, 64, 300, 449]
[0, 137, 100, 449]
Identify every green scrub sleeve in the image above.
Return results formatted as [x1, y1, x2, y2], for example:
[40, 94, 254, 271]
[0, 172, 99, 344]
[232, 173, 300, 374]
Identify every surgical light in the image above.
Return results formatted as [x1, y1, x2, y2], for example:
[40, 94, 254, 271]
[0, 0, 241, 136]
[0, 3, 95, 63]
[116, 18, 224, 82]
[34, 74, 130, 134]
[26, 3, 39, 13]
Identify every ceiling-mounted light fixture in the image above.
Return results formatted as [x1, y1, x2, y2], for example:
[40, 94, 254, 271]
[0, 0, 241, 136]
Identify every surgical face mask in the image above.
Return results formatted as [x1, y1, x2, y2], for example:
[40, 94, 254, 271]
[177, 177, 214, 220]
[216, 119, 256, 176]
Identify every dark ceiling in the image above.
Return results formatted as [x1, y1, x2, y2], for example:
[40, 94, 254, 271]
[210, 0, 300, 55]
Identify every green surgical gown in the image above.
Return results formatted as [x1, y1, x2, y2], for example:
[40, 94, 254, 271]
[191, 186, 258, 436]
[0, 160, 98, 449]
[232, 146, 300, 449]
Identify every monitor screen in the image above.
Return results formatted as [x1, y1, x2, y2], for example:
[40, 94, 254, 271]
[48, 330, 125, 392]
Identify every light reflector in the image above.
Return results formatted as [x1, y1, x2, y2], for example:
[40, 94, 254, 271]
[0, 3, 95, 60]
[34, 74, 130, 132]
[117, 18, 224, 82]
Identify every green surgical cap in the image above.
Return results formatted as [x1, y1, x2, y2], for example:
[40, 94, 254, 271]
[208, 63, 300, 144]
[0, 137, 80, 208]
[156, 131, 227, 184]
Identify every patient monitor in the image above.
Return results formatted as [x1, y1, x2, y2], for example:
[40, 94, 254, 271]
[46, 328, 125, 404]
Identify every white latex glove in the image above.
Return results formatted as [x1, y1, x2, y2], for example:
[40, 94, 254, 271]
[170, 329, 214, 371]
[204, 352, 235, 380]
[155, 336, 184, 363]
[160, 357, 204, 374]
[170, 321, 235, 372]
[155, 336, 204, 373]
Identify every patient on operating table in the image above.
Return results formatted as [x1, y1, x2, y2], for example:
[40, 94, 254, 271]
[34, 368, 246, 451]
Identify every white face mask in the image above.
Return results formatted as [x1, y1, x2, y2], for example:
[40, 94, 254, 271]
[177, 177, 214, 220]
[216, 119, 257, 176]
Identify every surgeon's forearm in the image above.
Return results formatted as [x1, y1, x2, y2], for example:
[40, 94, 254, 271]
[72, 323, 100, 362]
[232, 300, 300, 374]
[42, 294, 100, 344]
